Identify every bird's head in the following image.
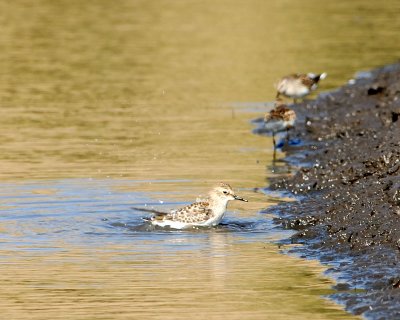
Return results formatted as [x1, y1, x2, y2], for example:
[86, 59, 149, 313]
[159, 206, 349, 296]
[209, 183, 248, 202]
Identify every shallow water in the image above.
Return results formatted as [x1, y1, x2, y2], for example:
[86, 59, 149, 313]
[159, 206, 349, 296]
[1, 0, 400, 319]
[0, 179, 353, 320]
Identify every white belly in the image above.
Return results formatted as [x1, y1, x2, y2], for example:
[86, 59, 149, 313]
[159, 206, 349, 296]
[151, 203, 227, 229]
[151, 214, 225, 229]
[198, 212, 226, 227]
[265, 119, 294, 133]
[151, 220, 190, 229]
[265, 120, 286, 133]
[284, 85, 310, 98]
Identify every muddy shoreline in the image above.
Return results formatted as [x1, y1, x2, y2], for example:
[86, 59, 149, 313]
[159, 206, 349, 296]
[260, 63, 400, 319]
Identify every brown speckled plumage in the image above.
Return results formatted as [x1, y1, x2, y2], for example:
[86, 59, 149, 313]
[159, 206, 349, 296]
[264, 100, 297, 153]
[164, 201, 213, 223]
[276, 72, 327, 102]
[285, 74, 318, 89]
[264, 105, 296, 124]
[146, 183, 248, 228]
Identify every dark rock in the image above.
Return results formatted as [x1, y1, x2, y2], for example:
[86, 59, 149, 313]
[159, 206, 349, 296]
[367, 86, 385, 95]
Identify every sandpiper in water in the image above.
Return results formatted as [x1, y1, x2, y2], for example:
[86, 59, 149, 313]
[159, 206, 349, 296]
[264, 99, 296, 152]
[276, 72, 327, 103]
[140, 183, 247, 229]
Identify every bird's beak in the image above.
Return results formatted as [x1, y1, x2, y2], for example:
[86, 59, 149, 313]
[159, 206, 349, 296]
[233, 195, 248, 202]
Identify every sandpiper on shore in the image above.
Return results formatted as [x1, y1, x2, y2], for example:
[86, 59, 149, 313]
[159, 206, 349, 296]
[259, 63, 400, 319]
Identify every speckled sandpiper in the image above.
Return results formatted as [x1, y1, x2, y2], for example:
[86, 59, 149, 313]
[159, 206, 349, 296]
[264, 99, 296, 152]
[141, 183, 247, 229]
[276, 72, 327, 103]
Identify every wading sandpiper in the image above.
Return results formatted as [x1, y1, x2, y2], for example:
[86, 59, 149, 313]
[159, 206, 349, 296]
[276, 72, 327, 103]
[139, 183, 247, 229]
[264, 99, 296, 153]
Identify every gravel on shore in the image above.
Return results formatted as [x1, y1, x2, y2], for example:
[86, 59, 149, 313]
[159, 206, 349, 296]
[258, 63, 400, 319]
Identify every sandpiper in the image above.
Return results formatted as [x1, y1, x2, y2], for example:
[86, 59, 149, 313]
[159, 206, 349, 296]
[141, 183, 247, 229]
[264, 99, 296, 151]
[276, 72, 327, 103]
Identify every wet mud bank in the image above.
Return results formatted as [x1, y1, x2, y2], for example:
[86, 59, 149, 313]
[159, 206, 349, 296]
[262, 63, 400, 319]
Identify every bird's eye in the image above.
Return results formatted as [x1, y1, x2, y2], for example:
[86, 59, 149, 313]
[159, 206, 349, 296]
[223, 191, 228, 195]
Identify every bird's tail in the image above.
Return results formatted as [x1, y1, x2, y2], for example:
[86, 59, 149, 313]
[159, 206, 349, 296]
[132, 207, 168, 214]
[308, 72, 327, 83]
[131, 207, 169, 220]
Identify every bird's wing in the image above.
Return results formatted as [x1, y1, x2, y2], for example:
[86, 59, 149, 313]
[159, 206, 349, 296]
[172, 202, 213, 223]
[300, 74, 315, 87]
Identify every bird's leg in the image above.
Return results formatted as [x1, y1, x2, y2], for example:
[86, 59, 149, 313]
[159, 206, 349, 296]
[272, 132, 276, 150]
[293, 98, 297, 104]
[272, 133, 277, 160]
[286, 127, 291, 144]
[276, 92, 280, 99]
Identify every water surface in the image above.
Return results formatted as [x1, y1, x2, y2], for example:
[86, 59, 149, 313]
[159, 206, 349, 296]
[1, 179, 354, 320]
[2, 0, 400, 318]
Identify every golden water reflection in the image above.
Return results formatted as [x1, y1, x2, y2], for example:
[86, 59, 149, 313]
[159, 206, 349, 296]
[0, 235, 354, 320]
[1, 0, 400, 319]
[2, 0, 400, 183]
[0, 177, 358, 320]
